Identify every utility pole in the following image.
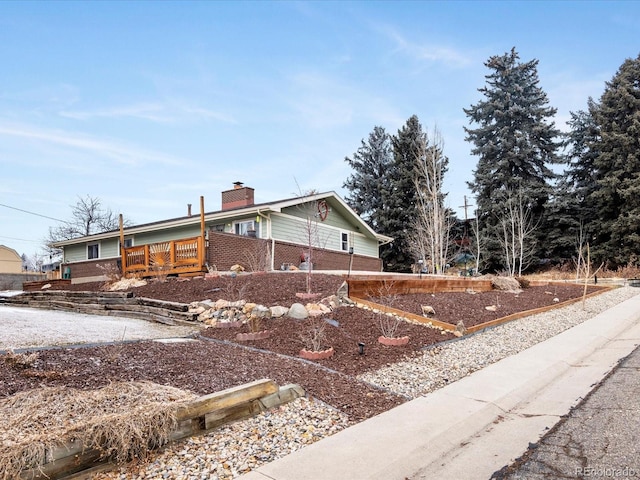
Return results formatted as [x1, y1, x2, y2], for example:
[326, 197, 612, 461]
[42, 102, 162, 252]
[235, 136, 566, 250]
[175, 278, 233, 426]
[459, 195, 472, 221]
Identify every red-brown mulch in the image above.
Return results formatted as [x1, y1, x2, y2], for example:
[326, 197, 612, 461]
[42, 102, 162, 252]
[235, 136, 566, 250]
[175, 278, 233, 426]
[1, 272, 602, 422]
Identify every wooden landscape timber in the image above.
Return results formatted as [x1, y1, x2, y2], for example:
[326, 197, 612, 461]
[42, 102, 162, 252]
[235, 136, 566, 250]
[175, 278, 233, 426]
[464, 285, 613, 334]
[350, 282, 613, 336]
[18, 379, 304, 480]
[346, 277, 494, 298]
[2, 290, 200, 325]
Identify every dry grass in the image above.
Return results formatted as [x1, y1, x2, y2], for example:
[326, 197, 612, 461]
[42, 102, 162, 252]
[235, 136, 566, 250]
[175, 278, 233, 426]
[2, 350, 39, 370]
[0, 381, 196, 480]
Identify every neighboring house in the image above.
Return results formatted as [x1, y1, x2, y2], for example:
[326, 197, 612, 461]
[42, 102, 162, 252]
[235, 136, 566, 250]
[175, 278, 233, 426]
[52, 183, 392, 283]
[0, 245, 23, 274]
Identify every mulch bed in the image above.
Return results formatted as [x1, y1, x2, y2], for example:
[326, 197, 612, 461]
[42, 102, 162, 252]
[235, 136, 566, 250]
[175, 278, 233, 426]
[0, 273, 601, 422]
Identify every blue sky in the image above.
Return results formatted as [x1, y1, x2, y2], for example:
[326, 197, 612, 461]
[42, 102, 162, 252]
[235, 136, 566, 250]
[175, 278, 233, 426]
[1, 1, 639, 259]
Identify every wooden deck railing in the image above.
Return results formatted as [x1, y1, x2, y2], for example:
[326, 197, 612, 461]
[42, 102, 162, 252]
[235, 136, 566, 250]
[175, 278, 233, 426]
[122, 236, 206, 277]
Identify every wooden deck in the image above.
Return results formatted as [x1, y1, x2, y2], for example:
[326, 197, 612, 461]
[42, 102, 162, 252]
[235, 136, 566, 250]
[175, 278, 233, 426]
[122, 236, 207, 278]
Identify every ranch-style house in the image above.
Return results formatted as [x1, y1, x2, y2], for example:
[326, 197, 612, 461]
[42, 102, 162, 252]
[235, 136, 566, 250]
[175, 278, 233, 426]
[52, 183, 392, 283]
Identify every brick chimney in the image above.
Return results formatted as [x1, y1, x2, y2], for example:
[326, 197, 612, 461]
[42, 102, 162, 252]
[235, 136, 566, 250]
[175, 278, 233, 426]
[221, 182, 255, 210]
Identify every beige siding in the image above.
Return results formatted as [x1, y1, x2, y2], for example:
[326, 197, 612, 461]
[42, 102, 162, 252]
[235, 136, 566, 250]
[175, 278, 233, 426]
[0, 246, 22, 273]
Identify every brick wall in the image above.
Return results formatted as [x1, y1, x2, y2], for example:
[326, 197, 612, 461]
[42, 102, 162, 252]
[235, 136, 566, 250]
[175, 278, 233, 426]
[208, 231, 382, 272]
[272, 239, 382, 272]
[66, 258, 120, 280]
[207, 231, 271, 271]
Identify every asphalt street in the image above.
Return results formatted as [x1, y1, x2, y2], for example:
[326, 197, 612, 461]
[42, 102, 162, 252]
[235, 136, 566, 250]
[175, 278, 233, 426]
[496, 344, 640, 479]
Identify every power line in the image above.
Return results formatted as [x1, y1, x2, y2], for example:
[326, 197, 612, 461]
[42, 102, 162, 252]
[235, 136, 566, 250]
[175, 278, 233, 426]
[0, 235, 41, 243]
[0, 202, 69, 223]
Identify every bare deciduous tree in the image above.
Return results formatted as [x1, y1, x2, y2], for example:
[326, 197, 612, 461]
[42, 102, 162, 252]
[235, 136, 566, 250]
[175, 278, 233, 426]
[574, 220, 588, 281]
[496, 189, 539, 276]
[45, 195, 131, 252]
[470, 207, 484, 274]
[409, 127, 452, 274]
[292, 184, 329, 294]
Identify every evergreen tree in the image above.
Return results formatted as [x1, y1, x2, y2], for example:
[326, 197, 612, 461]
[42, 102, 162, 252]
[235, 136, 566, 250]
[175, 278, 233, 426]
[343, 126, 393, 232]
[464, 48, 562, 271]
[545, 103, 600, 264]
[383, 115, 425, 272]
[590, 54, 640, 267]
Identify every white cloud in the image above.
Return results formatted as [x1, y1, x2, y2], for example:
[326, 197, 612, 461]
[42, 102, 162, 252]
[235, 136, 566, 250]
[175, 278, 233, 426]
[374, 23, 473, 68]
[60, 100, 237, 125]
[0, 122, 186, 167]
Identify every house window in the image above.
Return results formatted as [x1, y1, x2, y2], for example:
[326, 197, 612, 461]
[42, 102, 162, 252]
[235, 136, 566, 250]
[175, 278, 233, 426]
[212, 224, 225, 232]
[234, 220, 256, 236]
[120, 238, 133, 249]
[341, 232, 349, 251]
[87, 243, 99, 259]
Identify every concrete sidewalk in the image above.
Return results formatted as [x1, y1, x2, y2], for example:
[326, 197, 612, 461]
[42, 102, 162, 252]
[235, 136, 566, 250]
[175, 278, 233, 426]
[240, 293, 640, 480]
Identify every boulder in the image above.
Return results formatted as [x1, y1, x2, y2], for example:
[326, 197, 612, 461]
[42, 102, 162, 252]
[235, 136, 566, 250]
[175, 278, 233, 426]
[322, 294, 341, 310]
[288, 303, 309, 320]
[251, 305, 271, 318]
[242, 302, 257, 314]
[270, 305, 289, 318]
[306, 303, 331, 317]
[421, 305, 436, 316]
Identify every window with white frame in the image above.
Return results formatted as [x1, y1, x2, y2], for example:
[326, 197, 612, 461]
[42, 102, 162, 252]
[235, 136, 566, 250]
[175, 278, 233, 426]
[234, 220, 256, 236]
[341, 232, 349, 251]
[87, 243, 99, 259]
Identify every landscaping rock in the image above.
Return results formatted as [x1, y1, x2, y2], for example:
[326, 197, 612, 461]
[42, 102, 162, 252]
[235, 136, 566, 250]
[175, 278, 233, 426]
[269, 306, 289, 318]
[288, 303, 309, 320]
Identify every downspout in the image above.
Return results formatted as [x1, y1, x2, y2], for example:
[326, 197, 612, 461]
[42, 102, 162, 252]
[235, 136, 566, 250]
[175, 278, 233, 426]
[256, 208, 274, 271]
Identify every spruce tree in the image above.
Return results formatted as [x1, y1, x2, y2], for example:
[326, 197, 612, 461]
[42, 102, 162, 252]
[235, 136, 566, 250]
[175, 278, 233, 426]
[383, 115, 425, 272]
[464, 48, 562, 271]
[545, 103, 601, 263]
[343, 126, 393, 232]
[590, 54, 640, 267]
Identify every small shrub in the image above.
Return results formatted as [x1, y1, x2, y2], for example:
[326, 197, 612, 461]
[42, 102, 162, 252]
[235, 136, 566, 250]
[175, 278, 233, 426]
[299, 317, 329, 351]
[221, 276, 249, 301]
[515, 276, 530, 288]
[367, 280, 406, 339]
[96, 263, 122, 283]
[378, 311, 405, 339]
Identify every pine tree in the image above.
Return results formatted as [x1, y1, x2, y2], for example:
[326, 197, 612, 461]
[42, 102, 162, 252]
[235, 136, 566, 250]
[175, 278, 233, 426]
[590, 54, 640, 267]
[464, 48, 562, 271]
[343, 126, 393, 232]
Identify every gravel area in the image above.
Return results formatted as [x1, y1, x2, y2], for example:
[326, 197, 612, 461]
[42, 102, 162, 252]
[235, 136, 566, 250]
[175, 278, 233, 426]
[94, 397, 349, 480]
[359, 286, 640, 397]
[0, 305, 199, 351]
[89, 286, 639, 480]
